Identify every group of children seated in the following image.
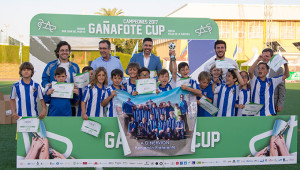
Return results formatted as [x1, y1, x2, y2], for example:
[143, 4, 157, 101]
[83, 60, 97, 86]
[10, 49, 290, 123]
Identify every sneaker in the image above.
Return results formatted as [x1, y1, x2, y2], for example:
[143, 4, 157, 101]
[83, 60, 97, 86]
[156, 137, 159, 140]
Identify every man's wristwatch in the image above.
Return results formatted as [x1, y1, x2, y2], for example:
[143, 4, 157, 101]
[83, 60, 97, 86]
[170, 55, 176, 61]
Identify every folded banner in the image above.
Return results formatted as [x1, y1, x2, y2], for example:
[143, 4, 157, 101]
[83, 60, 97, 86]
[17, 116, 297, 168]
[114, 87, 197, 156]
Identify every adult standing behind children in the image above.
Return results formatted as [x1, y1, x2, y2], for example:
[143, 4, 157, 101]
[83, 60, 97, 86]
[254, 48, 286, 114]
[126, 38, 162, 77]
[204, 40, 239, 80]
[91, 40, 124, 86]
[42, 41, 80, 88]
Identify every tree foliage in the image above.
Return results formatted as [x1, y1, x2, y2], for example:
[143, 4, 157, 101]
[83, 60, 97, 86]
[94, 8, 124, 16]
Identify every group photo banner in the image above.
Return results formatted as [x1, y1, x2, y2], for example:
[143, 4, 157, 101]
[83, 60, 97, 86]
[17, 114, 297, 168]
[115, 88, 197, 157]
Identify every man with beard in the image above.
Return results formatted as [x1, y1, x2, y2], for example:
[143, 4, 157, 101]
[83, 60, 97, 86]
[42, 41, 80, 88]
[204, 40, 239, 80]
[126, 38, 162, 78]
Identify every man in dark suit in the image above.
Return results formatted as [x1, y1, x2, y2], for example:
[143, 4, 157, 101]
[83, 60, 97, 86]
[254, 48, 285, 114]
[126, 38, 162, 77]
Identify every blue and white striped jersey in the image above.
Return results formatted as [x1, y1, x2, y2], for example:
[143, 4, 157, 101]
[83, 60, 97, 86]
[158, 120, 167, 131]
[103, 85, 125, 117]
[215, 84, 239, 117]
[82, 84, 106, 117]
[176, 120, 185, 129]
[148, 119, 157, 131]
[167, 117, 177, 131]
[122, 78, 136, 95]
[157, 79, 176, 92]
[250, 75, 282, 116]
[236, 87, 251, 116]
[11, 79, 43, 117]
[151, 107, 159, 120]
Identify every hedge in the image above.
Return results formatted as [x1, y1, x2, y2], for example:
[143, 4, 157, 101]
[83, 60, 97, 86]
[0, 45, 29, 63]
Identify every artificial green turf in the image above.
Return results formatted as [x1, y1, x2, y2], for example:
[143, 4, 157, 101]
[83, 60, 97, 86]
[0, 82, 299, 169]
[0, 81, 15, 95]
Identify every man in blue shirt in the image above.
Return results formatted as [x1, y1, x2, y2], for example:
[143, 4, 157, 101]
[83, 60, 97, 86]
[179, 94, 188, 115]
[91, 40, 124, 86]
[126, 38, 162, 77]
[42, 41, 80, 88]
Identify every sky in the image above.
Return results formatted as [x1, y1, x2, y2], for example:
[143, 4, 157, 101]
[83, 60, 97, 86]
[1, 0, 300, 45]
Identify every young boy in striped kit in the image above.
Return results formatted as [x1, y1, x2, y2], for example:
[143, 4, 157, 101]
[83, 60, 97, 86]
[148, 113, 158, 139]
[157, 102, 166, 121]
[77, 66, 93, 117]
[156, 69, 175, 93]
[101, 69, 126, 117]
[10, 62, 46, 119]
[248, 55, 289, 116]
[143, 105, 151, 122]
[157, 114, 167, 140]
[122, 62, 140, 95]
[197, 71, 214, 117]
[213, 69, 244, 117]
[151, 103, 159, 121]
[43, 67, 79, 116]
[139, 117, 148, 139]
[167, 111, 176, 140]
[128, 116, 137, 139]
[176, 115, 185, 139]
[236, 71, 251, 116]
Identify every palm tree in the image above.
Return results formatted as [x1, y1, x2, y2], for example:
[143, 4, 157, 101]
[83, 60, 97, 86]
[94, 8, 124, 16]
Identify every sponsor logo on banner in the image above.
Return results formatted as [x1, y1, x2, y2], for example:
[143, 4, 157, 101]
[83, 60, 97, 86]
[37, 19, 57, 32]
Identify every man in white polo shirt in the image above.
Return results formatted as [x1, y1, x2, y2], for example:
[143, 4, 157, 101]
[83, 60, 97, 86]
[204, 40, 239, 80]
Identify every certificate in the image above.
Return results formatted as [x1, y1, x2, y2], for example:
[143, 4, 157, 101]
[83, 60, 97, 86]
[81, 120, 101, 137]
[17, 117, 39, 132]
[241, 103, 264, 116]
[267, 54, 287, 72]
[51, 82, 74, 99]
[150, 70, 156, 78]
[199, 96, 219, 116]
[216, 60, 236, 69]
[136, 78, 156, 94]
[176, 77, 190, 87]
[73, 72, 90, 88]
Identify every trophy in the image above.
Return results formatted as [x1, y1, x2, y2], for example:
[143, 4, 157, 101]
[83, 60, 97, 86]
[169, 42, 176, 61]
[272, 119, 290, 136]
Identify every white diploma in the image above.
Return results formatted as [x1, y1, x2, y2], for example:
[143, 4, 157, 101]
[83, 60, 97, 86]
[176, 77, 191, 87]
[199, 96, 219, 116]
[216, 60, 236, 69]
[150, 70, 156, 78]
[73, 72, 90, 88]
[17, 118, 39, 132]
[51, 82, 74, 99]
[136, 78, 156, 94]
[81, 120, 101, 137]
[267, 54, 287, 72]
[241, 103, 264, 116]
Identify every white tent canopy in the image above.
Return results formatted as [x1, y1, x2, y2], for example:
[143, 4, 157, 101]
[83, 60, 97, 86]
[241, 51, 259, 67]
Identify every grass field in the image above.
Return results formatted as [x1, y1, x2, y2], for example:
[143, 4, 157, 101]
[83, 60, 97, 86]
[0, 81, 299, 170]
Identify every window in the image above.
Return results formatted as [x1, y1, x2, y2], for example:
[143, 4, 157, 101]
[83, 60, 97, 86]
[280, 21, 295, 39]
[216, 21, 231, 38]
[271, 22, 280, 39]
[232, 21, 245, 39]
[248, 21, 263, 38]
[296, 22, 300, 39]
